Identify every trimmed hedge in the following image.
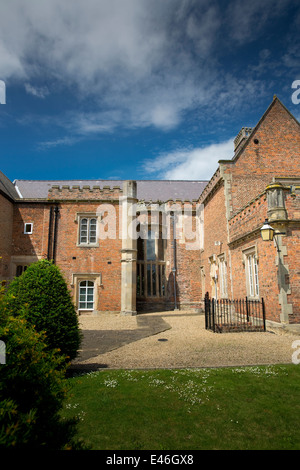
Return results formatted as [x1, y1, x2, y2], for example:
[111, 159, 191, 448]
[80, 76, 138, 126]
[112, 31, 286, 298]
[4, 260, 81, 362]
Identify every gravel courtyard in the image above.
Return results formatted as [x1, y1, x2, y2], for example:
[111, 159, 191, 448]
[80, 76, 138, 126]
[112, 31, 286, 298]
[71, 311, 299, 370]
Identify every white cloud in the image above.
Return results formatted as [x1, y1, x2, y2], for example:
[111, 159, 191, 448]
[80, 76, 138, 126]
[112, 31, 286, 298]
[0, 0, 234, 132]
[0, 0, 298, 136]
[149, 105, 181, 130]
[37, 136, 80, 150]
[144, 139, 234, 180]
[67, 112, 119, 135]
[0, 42, 24, 80]
[25, 83, 49, 98]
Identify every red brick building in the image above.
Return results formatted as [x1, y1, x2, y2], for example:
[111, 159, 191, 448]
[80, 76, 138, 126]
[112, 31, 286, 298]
[0, 96, 299, 326]
[200, 96, 300, 325]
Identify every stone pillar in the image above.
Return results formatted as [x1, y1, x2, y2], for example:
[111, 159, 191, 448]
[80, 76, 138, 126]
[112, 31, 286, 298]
[121, 181, 137, 316]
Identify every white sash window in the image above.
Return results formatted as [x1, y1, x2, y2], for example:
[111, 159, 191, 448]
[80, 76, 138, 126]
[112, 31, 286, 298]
[79, 280, 95, 310]
[245, 251, 259, 298]
[79, 217, 97, 245]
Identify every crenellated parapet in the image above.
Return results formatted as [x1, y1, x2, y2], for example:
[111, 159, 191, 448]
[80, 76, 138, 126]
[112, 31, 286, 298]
[48, 184, 123, 200]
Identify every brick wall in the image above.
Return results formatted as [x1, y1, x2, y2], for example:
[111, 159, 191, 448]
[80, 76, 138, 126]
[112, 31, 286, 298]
[12, 203, 49, 258]
[228, 191, 282, 323]
[285, 232, 300, 324]
[0, 194, 14, 281]
[200, 97, 300, 324]
[222, 98, 300, 217]
[12, 194, 123, 312]
[284, 188, 300, 323]
[200, 181, 231, 300]
[55, 200, 122, 312]
[175, 205, 203, 310]
[227, 192, 281, 322]
[229, 191, 267, 242]
[136, 201, 203, 312]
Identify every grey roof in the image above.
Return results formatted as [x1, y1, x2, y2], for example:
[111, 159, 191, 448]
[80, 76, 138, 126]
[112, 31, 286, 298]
[0, 171, 20, 200]
[14, 179, 208, 202]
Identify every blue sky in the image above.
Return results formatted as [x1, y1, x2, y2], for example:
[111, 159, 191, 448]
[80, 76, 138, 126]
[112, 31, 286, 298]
[0, 0, 299, 183]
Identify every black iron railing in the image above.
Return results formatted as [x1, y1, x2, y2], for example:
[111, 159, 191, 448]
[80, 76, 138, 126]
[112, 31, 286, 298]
[204, 293, 266, 333]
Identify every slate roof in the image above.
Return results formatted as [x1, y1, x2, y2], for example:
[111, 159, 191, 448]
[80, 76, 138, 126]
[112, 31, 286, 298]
[14, 179, 208, 202]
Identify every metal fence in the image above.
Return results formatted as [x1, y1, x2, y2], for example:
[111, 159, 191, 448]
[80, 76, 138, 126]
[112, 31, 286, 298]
[204, 293, 266, 333]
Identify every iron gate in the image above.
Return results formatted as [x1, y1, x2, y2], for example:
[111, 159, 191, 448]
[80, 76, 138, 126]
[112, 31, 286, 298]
[204, 293, 266, 333]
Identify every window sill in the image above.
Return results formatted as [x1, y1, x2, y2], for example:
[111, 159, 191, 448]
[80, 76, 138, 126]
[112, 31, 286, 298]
[77, 243, 99, 248]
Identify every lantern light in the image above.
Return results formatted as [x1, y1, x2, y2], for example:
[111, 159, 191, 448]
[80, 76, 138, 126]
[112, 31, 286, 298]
[260, 219, 275, 242]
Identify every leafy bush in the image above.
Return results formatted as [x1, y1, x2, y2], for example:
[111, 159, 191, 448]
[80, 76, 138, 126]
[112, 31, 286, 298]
[4, 260, 81, 362]
[0, 302, 83, 449]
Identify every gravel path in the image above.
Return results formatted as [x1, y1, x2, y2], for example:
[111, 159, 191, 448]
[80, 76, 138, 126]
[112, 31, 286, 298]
[71, 311, 299, 370]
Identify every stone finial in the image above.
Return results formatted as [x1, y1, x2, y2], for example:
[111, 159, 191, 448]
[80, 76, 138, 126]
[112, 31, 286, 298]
[234, 127, 253, 153]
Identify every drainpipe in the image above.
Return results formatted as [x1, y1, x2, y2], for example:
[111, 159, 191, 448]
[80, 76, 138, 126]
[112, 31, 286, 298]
[171, 212, 178, 310]
[47, 206, 54, 261]
[52, 205, 60, 264]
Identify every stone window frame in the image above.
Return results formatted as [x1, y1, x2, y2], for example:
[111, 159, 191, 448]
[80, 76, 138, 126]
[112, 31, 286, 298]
[10, 255, 39, 278]
[200, 266, 206, 297]
[242, 245, 259, 299]
[208, 255, 218, 299]
[217, 253, 228, 299]
[75, 212, 99, 247]
[71, 273, 102, 313]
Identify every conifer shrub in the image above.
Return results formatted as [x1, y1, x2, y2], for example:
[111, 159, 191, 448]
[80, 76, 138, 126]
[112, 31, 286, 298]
[0, 301, 83, 449]
[4, 260, 81, 362]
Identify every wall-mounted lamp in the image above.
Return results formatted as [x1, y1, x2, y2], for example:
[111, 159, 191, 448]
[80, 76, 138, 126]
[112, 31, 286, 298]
[260, 219, 285, 252]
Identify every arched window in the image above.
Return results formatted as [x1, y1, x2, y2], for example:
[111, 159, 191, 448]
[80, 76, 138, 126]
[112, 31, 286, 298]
[79, 280, 95, 310]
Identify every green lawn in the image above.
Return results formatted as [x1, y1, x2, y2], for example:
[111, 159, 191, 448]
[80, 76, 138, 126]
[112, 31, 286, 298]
[63, 365, 300, 450]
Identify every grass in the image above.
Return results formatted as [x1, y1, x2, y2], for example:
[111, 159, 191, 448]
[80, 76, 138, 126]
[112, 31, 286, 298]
[62, 364, 300, 450]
